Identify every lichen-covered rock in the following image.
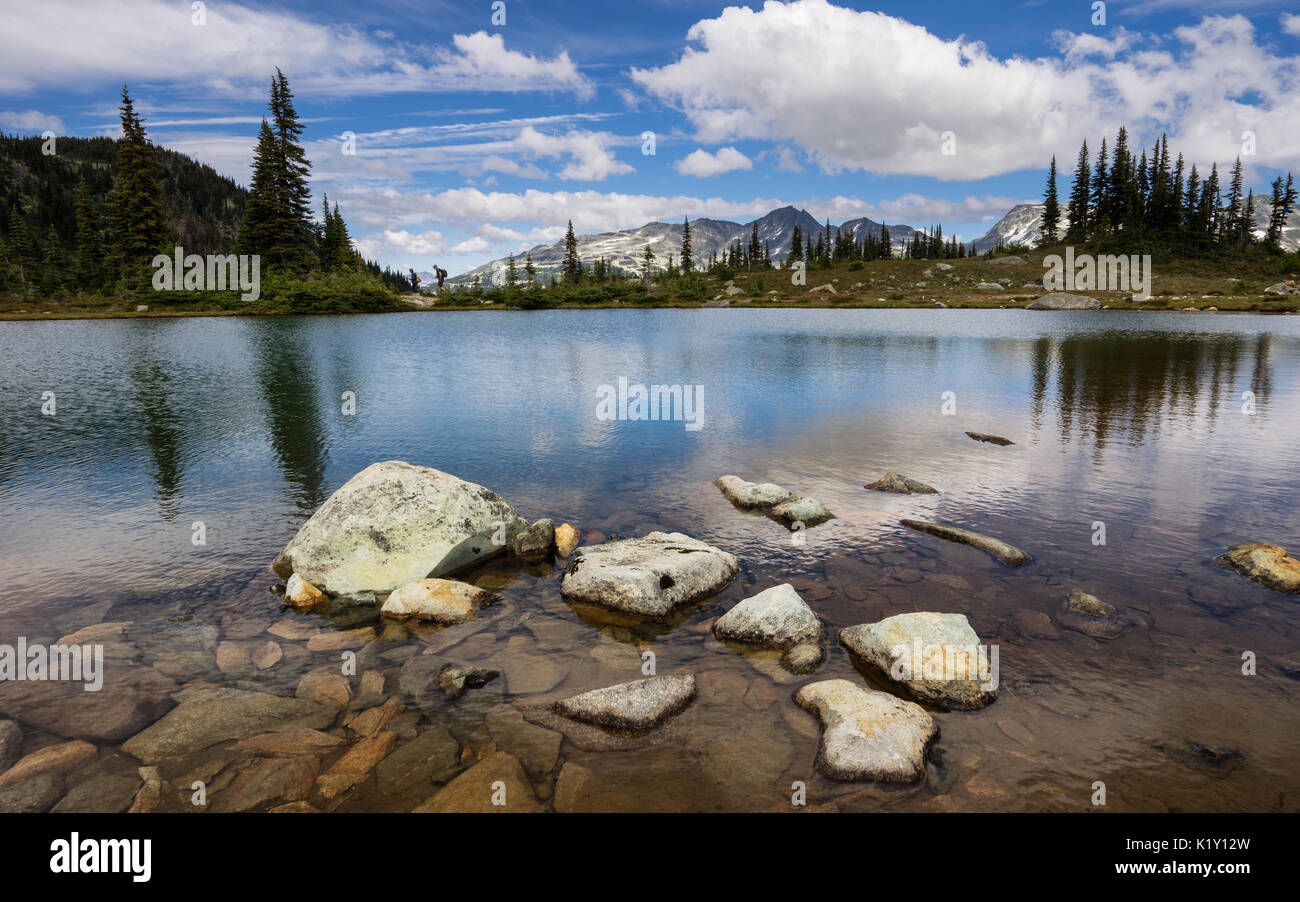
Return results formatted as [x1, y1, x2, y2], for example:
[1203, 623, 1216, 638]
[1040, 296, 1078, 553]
[1028, 292, 1100, 310]
[793, 680, 937, 782]
[714, 475, 797, 510]
[560, 532, 738, 618]
[1214, 542, 1300, 594]
[769, 496, 835, 528]
[1058, 590, 1134, 640]
[901, 519, 1030, 567]
[713, 584, 823, 649]
[1067, 589, 1113, 617]
[555, 674, 695, 732]
[511, 518, 556, 558]
[275, 461, 527, 596]
[840, 612, 998, 710]
[780, 642, 825, 675]
[865, 472, 938, 494]
[380, 578, 493, 624]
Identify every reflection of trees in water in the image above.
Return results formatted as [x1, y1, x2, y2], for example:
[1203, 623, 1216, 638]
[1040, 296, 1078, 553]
[129, 361, 184, 520]
[1029, 332, 1274, 450]
[247, 321, 329, 512]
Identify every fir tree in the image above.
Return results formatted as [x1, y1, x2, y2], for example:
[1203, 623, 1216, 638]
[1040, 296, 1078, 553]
[562, 220, 580, 284]
[641, 244, 655, 289]
[105, 86, 168, 280]
[1040, 155, 1060, 246]
[1065, 140, 1090, 241]
[524, 252, 536, 285]
[506, 253, 518, 288]
[680, 217, 693, 274]
[73, 177, 103, 289]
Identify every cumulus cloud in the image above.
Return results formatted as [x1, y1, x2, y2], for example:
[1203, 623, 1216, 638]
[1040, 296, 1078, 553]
[0, 1, 592, 99]
[674, 146, 753, 177]
[1283, 14, 1300, 37]
[450, 237, 491, 254]
[631, 0, 1300, 178]
[0, 109, 65, 132]
[353, 229, 446, 260]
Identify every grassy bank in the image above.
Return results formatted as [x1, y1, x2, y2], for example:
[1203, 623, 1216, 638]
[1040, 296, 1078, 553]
[5, 249, 1299, 318]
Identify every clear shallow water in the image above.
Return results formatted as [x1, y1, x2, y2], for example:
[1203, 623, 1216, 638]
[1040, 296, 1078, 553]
[1, 308, 1298, 811]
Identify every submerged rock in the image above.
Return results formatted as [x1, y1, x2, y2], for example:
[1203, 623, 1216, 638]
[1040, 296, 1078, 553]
[964, 431, 1015, 446]
[865, 471, 938, 494]
[438, 664, 500, 699]
[274, 461, 527, 596]
[1058, 590, 1133, 640]
[121, 688, 337, 763]
[0, 662, 178, 743]
[1214, 542, 1300, 594]
[560, 532, 738, 619]
[714, 475, 797, 510]
[486, 705, 562, 778]
[793, 680, 937, 783]
[901, 518, 1031, 567]
[380, 578, 494, 624]
[839, 612, 999, 710]
[1028, 292, 1100, 310]
[555, 674, 695, 733]
[713, 584, 823, 649]
[781, 642, 826, 675]
[413, 751, 543, 813]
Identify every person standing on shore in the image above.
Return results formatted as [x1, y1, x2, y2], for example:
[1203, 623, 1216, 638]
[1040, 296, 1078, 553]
[435, 266, 447, 294]
[408, 268, 420, 292]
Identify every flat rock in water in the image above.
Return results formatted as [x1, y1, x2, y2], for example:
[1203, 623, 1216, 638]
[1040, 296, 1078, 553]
[901, 518, 1031, 567]
[555, 674, 695, 733]
[713, 584, 823, 649]
[0, 662, 178, 742]
[274, 461, 527, 596]
[1028, 292, 1100, 310]
[380, 578, 493, 623]
[1057, 590, 1134, 640]
[793, 679, 937, 782]
[412, 751, 543, 813]
[560, 532, 738, 619]
[52, 773, 143, 813]
[714, 475, 797, 510]
[769, 496, 835, 528]
[865, 471, 938, 494]
[1214, 542, 1300, 594]
[486, 704, 562, 778]
[121, 688, 338, 764]
[965, 431, 1014, 446]
[839, 612, 999, 710]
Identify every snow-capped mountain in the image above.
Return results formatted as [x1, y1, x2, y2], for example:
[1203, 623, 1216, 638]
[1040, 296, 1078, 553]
[448, 206, 920, 285]
[973, 201, 1299, 253]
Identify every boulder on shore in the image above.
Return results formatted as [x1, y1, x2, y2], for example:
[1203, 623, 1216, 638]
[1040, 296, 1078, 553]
[1213, 542, 1300, 594]
[274, 461, 527, 596]
[793, 680, 936, 782]
[839, 612, 999, 710]
[560, 532, 738, 618]
[901, 519, 1031, 567]
[555, 674, 695, 733]
[1028, 292, 1100, 310]
[865, 471, 938, 494]
[713, 584, 823, 649]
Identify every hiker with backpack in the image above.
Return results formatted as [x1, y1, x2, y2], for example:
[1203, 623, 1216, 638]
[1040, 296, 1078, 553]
[408, 268, 421, 292]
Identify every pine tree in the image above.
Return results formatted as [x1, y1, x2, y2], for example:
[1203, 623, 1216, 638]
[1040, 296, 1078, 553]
[788, 225, 803, 263]
[1225, 157, 1245, 242]
[680, 217, 693, 274]
[237, 72, 316, 268]
[1091, 137, 1109, 234]
[524, 252, 536, 285]
[562, 220, 580, 284]
[105, 86, 168, 281]
[269, 69, 314, 259]
[1201, 163, 1221, 239]
[641, 244, 655, 290]
[505, 253, 518, 288]
[73, 177, 103, 289]
[40, 224, 63, 294]
[1267, 174, 1297, 249]
[1065, 140, 1090, 241]
[5, 207, 35, 285]
[748, 222, 761, 267]
[1040, 155, 1061, 246]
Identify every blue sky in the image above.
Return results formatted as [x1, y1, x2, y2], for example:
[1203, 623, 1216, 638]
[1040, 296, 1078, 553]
[2, 0, 1299, 275]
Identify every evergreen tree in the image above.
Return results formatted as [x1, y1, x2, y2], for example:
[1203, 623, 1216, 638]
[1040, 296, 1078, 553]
[1225, 157, 1245, 241]
[748, 222, 761, 267]
[40, 224, 63, 294]
[524, 252, 536, 285]
[237, 71, 316, 268]
[1091, 137, 1109, 233]
[1065, 139, 1090, 241]
[506, 253, 518, 288]
[73, 177, 103, 289]
[641, 244, 655, 289]
[1267, 174, 1297, 249]
[788, 225, 803, 263]
[5, 207, 35, 285]
[1040, 155, 1060, 246]
[680, 217, 693, 274]
[105, 86, 167, 280]
[562, 220, 580, 284]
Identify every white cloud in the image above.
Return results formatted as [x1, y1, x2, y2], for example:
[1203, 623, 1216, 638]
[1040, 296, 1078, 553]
[0, 110, 65, 132]
[353, 229, 446, 260]
[631, 1, 1300, 178]
[674, 146, 753, 177]
[1283, 14, 1300, 37]
[0, 2, 591, 99]
[451, 237, 491, 253]
[513, 126, 633, 180]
